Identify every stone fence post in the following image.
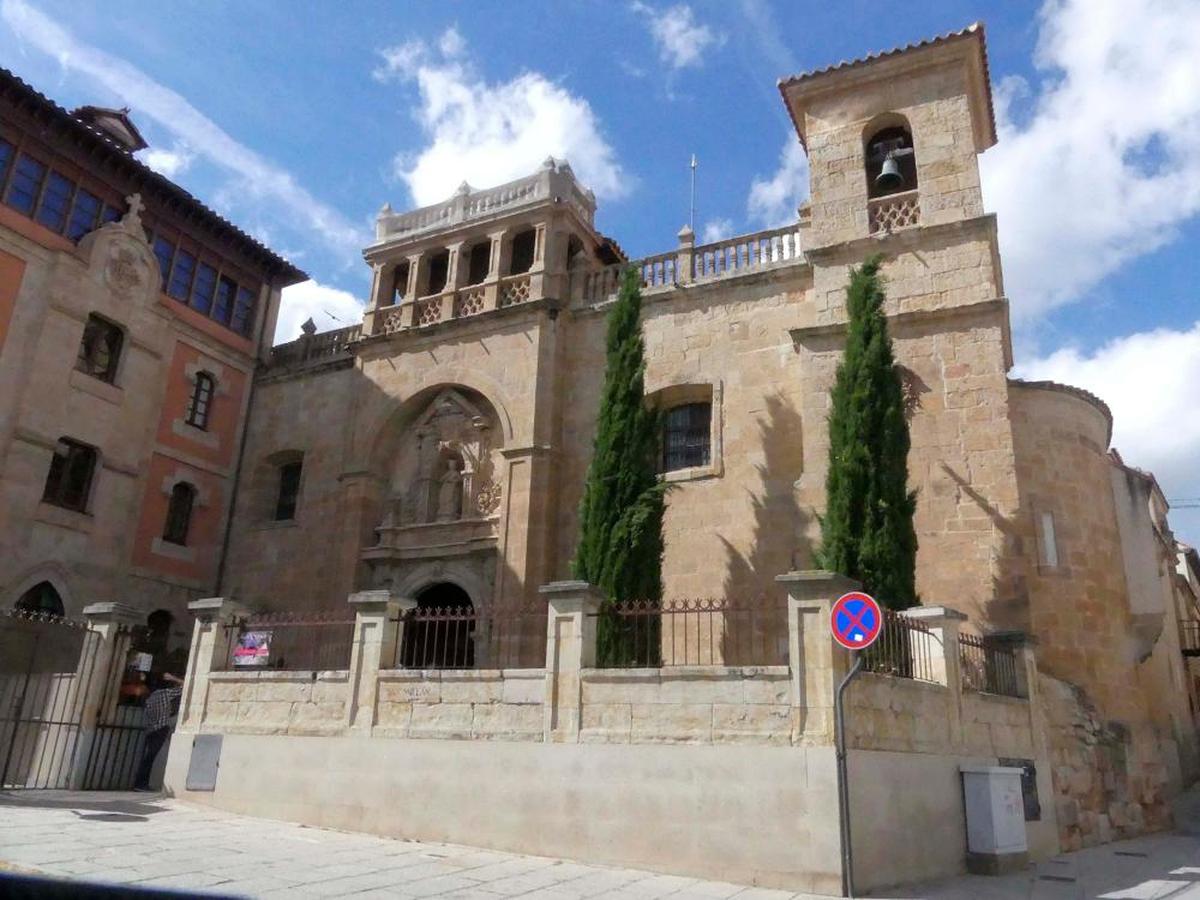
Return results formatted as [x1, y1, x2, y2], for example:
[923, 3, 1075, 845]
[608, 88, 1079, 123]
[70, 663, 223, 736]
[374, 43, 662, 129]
[901, 606, 968, 744]
[178, 597, 248, 734]
[66, 602, 141, 789]
[346, 590, 415, 734]
[540, 581, 604, 743]
[777, 570, 860, 744]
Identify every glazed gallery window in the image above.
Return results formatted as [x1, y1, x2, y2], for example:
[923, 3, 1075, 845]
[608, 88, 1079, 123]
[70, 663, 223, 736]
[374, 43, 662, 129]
[186, 372, 216, 430]
[274, 459, 303, 521]
[162, 482, 196, 546]
[0, 139, 121, 239]
[75, 314, 124, 384]
[42, 438, 97, 513]
[662, 402, 712, 472]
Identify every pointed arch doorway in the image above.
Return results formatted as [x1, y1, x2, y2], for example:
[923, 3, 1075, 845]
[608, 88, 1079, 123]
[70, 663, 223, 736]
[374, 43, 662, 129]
[399, 582, 475, 669]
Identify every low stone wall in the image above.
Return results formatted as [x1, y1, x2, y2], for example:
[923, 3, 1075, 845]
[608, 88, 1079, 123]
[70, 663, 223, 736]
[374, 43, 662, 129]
[848, 672, 1037, 759]
[579, 666, 793, 745]
[203, 670, 351, 737]
[375, 668, 544, 741]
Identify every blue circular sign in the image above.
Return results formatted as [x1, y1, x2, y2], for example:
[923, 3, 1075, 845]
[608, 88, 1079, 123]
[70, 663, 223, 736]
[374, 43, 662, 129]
[830, 591, 883, 650]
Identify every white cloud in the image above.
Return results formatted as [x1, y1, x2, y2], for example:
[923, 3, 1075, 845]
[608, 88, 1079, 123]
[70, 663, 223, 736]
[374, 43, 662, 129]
[1014, 322, 1200, 535]
[747, 137, 809, 227]
[982, 0, 1200, 323]
[275, 280, 365, 345]
[701, 218, 732, 243]
[631, 2, 723, 71]
[139, 143, 193, 179]
[375, 28, 626, 207]
[1, 0, 365, 260]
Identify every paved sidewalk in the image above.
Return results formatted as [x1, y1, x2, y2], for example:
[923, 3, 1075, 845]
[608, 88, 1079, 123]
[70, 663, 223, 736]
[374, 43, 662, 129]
[1, 790, 1199, 898]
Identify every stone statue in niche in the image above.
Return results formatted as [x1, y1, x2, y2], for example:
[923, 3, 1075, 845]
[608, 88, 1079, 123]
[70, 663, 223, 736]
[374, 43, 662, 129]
[386, 388, 498, 528]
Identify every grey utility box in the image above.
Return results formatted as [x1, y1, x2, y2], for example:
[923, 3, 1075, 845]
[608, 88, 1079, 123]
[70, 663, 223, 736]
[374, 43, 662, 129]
[960, 765, 1029, 874]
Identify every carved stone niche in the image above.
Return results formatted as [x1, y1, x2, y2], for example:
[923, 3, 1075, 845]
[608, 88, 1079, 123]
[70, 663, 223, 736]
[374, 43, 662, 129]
[376, 388, 503, 535]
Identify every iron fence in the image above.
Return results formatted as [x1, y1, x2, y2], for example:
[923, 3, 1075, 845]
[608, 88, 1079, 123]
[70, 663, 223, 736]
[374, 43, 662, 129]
[223, 611, 357, 672]
[394, 606, 547, 670]
[588, 598, 787, 669]
[959, 633, 1024, 698]
[861, 608, 939, 683]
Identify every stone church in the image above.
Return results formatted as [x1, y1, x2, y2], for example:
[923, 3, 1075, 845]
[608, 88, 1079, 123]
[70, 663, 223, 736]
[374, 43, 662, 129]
[1, 23, 1198, 854]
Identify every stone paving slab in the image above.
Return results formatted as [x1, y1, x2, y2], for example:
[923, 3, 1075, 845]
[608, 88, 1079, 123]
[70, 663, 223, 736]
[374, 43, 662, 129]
[2, 790, 1200, 899]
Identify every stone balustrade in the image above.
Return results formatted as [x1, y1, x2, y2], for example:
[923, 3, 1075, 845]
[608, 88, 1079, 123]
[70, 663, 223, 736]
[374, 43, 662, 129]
[266, 323, 361, 371]
[868, 189, 921, 234]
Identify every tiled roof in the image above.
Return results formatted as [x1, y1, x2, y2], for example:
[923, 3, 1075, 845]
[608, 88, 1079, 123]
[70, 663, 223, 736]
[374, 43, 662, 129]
[778, 22, 997, 148]
[1009, 378, 1114, 446]
[0, 66, 307, 285]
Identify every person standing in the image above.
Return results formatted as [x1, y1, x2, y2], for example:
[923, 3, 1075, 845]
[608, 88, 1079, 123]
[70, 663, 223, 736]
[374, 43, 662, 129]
[133, 671, 184, 792]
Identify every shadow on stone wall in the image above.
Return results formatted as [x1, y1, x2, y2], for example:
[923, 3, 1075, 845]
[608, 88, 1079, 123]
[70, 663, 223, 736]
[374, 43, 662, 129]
[719, 392, 812, 664]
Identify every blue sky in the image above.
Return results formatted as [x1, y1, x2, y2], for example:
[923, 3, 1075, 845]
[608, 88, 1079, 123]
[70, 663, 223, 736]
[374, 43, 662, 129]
[2, 0, 1198, 544]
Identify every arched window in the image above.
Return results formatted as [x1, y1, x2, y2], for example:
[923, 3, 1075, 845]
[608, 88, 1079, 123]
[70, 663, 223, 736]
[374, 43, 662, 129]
[865, 123, 918, 199]
[16, 581, 65, 617]
[509, 229, 536, 275]
[185, 372, 215, 430]
[466, 241, 491, 285]
[162, 482, 196, 545]
[75, 314, 124, 384]
[42, 437, 97, 512]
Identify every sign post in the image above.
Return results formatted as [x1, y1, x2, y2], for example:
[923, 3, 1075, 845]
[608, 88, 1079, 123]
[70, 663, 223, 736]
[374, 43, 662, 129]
[831, 591, 883, 898]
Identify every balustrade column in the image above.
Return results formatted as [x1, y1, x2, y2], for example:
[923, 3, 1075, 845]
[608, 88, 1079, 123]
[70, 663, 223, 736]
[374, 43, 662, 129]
[677, 225, 695, 285]
[442, 241, 466, 319]
[400, 253, 423, 328]
[484, 229, 509, 311]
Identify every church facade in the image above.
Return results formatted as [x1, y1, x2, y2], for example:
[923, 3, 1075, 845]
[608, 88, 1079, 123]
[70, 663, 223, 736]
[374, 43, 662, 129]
[2, 24, 1199, 856]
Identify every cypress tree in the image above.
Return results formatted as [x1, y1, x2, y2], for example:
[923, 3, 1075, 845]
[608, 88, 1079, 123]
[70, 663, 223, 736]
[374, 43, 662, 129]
[818, 255, 918, 610]
[573, 267, 667, 662]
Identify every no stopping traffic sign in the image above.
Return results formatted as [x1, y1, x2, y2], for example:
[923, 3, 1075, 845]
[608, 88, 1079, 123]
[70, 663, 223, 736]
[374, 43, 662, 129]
[830, 591, 883, 650]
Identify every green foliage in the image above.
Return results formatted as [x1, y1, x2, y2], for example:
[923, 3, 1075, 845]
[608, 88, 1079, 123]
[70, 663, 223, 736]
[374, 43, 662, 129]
[572, 267, 668, 662]
[817, 255, 918, 610]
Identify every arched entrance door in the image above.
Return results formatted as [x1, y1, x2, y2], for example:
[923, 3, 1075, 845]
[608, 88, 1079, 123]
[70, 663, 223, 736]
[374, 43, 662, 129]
[15, 582, 65, 618]
[400, 583, 475, 669]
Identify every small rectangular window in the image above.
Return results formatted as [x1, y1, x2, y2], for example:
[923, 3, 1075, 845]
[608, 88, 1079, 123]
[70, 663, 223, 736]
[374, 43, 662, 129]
[212, 276, 237, 324]
[509, 229, 536, 275]
[75, 314, 124, 384]
[1039, 511, 1059, 569]
[66, 189, 102, 241]
[185, 372, 215, 430]
[36, 171, 74, 233]
[663, 402, 712, 472]
[162, 482, 196, 546]
[168, 248, 196, 301]
[5, 153, 47, 216]
[190, 263, 217, 315]
[275, 460, 302, 521]
[42, 438, 97, 513]
[231, 286, 256, 335]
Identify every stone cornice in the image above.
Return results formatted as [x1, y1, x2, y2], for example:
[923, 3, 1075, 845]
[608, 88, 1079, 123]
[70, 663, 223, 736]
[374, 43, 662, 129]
[802, 213, 998, 262]
[789, 297, 1008, 345]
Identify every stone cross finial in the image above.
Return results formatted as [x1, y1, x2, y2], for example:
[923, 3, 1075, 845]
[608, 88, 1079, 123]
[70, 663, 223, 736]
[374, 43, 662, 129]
[122, 193, 144, 228]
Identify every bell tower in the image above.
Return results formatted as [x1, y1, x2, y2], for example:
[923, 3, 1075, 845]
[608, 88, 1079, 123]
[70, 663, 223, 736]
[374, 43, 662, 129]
[779, 23, 997, 251]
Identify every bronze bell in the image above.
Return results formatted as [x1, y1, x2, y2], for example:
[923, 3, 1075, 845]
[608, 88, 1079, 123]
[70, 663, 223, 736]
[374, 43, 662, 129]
[875, 153, 904, 192]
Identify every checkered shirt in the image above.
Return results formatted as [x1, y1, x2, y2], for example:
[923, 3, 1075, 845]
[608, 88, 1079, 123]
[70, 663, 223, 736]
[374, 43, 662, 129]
[143, 686, 182, 732]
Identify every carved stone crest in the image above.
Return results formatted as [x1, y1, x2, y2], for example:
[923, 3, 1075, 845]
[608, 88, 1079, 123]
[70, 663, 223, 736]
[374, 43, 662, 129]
[105, 246, 144, 298]
[475, 479, 502, 516]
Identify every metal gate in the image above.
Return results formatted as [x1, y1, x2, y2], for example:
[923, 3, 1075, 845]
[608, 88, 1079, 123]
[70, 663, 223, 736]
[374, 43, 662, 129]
[0, 609, 101, 790]
[80, 624, 146, 790]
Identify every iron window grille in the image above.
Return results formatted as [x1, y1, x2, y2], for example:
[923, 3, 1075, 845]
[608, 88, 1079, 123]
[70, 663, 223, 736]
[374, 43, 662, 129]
[42, 438, 97, 513]
[662, 402, 712, 472]
[75, 315, 124, 384]
[185, 372, 215, 430]
[162, 482, 196, 546]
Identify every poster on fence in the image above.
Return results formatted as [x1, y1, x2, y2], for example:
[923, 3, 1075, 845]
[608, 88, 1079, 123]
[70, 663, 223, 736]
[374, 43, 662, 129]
[233, 631, 272, 667]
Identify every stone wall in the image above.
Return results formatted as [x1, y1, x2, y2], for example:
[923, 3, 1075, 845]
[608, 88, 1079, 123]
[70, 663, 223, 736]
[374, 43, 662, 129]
[579, 666, 793, 745]
[202, 670, 351, 737]
[374, 668, 544, 741]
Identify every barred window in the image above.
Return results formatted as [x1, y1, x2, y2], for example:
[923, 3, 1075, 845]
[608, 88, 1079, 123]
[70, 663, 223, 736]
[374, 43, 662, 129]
[42, 438, 97, 513]
[186, 372, 215, 430]
[75, 314, 124, 384]
[162, 482, 196, 546]
[662, 402, 711, 472]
